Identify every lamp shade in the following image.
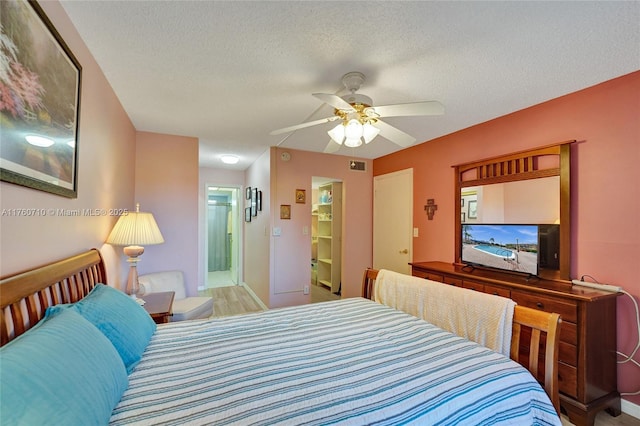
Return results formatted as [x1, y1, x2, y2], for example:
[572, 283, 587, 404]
[106, 209, 164, 246]
[327, 124, 345, 145]
[362, 123, 380, 144]
[344, 119, 363, 140]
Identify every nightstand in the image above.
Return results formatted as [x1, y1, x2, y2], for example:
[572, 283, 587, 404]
[140, 291, 175, 324]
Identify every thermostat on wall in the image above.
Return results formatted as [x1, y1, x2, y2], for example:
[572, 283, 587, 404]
[280, 152, 291, 161]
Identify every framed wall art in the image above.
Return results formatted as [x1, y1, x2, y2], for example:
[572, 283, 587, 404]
[468, 200, 478, 219]
[244, 207, 251, 223]
[257, 190, 262, 211]
[280, 204, 291, 220]
[251, 188, 258, 216]
[245, 186, 252, 200]
[0, 0, 82, 198]
[295, 189, 306, 204]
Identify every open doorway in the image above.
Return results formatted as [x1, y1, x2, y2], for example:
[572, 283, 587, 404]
[205, 185, 241, 288]
[311, 177, 342, 303]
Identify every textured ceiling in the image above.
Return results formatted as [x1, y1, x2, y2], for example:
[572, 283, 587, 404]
[59, 1, 640, 170]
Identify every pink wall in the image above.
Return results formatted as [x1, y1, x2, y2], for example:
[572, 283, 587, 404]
[133, 132, 199, 295]
[374, 71, 640, 405]
[0, 1, 135, 286]
[244, 149, 272, 304]
[266, 147, 373, 308]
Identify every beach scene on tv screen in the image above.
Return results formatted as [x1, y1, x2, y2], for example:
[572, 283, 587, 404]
[462, 224, 538, 275]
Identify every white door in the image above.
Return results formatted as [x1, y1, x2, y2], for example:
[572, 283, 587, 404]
[373, 169, 413, 274]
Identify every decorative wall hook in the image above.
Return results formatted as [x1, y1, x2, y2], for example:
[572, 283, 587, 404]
[424, 199, 438, 220]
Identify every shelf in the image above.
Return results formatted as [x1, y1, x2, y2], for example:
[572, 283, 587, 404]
[316, 182, 342, 295]
[318, 280, 332, 288]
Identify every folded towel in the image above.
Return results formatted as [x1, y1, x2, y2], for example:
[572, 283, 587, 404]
[375, 269, 515, 356]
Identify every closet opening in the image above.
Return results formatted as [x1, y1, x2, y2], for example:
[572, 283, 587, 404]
[311, 177, 342, 302]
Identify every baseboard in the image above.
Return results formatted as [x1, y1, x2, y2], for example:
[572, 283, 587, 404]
[240, 282, 268, 311]
[622, 399, 640, 420]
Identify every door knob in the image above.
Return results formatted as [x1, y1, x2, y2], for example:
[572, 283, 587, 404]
[399, 249, 408, 254]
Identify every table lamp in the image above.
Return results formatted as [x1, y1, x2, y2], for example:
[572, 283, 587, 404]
[106, 203, 164, 296]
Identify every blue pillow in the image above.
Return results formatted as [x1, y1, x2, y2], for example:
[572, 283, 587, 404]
[49, 284, 156, 373]
[0, 308, 128, 425]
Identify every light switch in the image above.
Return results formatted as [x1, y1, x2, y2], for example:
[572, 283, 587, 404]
[273, 227, 281, 236]
[413, 227, 419, 237]
[303, 226, 309, 235]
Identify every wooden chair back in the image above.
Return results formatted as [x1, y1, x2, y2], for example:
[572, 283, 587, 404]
[361, 268, 378, 300]
[511, 305, 562, 414]
[361, 268, 562, 415]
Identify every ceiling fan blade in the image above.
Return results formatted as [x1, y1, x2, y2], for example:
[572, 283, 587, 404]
[375, 120, 416, 148]
[368, 101, 444, 118]
[313, 93, 355, 112]
[270, 116, 338, 136]
[323, 139, 342, 153]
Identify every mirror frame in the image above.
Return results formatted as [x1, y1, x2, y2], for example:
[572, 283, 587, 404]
[453, 142, 573, 281]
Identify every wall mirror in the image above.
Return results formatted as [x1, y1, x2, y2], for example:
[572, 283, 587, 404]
[454, 143, 572, 281]
[461, 177, 560, 225]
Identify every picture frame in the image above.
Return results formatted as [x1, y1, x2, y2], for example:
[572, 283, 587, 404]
[468, 200, 478, 219]
[257, 190, 262, 211]
[244, 207, 251, 223]
[461, 212, 466, 223]
[246, 186, 252, 200]
[295, 189, 306, 204]
[0, 0, 82, 198]
[251, 188, 258, 217]
[280, 204, 291, 220]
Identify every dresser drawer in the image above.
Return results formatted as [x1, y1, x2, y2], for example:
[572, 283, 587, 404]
[559, 362, 578, 398]
[560, 321, 577, 346]
[511, 291, 577, 323]
[442, 276, 461, 287]
[484, 284, 511, 298]
[413, 269, 443, 282]
[559, 341, 578, 367]
[462, 280, 484, 292]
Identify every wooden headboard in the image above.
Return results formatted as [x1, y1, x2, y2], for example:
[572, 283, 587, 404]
[0, 249, 107, 346]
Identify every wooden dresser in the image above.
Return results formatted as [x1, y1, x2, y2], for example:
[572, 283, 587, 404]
[410, 261, 620, 426]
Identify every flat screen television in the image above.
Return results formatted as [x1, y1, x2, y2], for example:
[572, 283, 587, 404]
[461, 224, 559, 277]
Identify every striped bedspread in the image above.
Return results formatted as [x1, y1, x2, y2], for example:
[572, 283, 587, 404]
[110, 298, 561, 425]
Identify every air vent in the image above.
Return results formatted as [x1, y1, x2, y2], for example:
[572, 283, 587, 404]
[349, 160, 366, 171]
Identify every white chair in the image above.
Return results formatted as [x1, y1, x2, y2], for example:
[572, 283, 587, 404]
[138, 271, 213, 321]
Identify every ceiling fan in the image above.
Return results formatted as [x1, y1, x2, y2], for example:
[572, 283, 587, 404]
[270, 71, 444, 153]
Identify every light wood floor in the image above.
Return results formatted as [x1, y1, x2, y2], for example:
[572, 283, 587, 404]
[199, 285, 264, 317]
[199, 285, 639, 425]
[311, 282, 341, 303]
[574, 411, 640, 426]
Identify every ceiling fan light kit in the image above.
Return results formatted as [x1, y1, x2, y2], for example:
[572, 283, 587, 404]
[271, 71, 444, 152]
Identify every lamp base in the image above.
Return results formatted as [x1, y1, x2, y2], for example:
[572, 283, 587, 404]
[126, 264, 140, 297]
[124, 245, 144, 296]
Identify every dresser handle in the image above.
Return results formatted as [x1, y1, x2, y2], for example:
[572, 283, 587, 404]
[536, 302, 544, 309]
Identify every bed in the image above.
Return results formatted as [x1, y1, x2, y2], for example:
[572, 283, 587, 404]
[1, 250, 562, 425]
